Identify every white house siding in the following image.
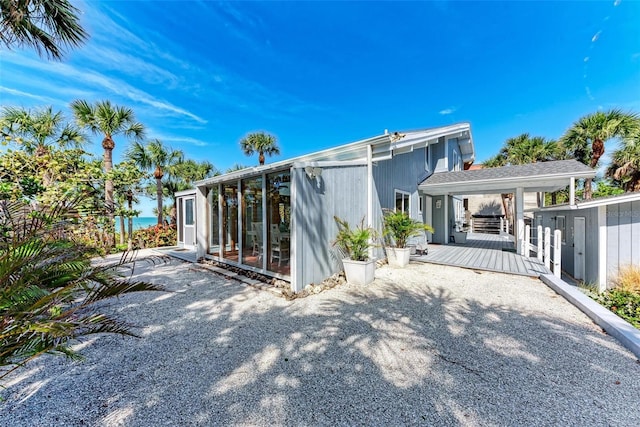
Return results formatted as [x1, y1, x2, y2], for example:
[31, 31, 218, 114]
[606, 201, 640, 284]
[292, 164, 368, 292]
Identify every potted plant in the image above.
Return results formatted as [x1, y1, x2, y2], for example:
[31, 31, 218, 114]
[383, 210, 434, 267]
[333, 216, 377, 285]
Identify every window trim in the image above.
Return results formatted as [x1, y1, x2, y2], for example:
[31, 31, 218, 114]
[555, 215, 566, 244]
[395, 189, 410, 214]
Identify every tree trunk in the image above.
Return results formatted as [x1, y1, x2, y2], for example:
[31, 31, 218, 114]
[259, 151, 265, 165]
[127, 191, 134, 251]
[102, 138, 115, 248]
[156, 177, 163, 225]
[551, 192, 557, 205]
[584, 178, 593, 200]
[119, 215, 125, 246]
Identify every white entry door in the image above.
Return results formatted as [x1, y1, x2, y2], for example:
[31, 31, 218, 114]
[574, 217, 585, 280]
[183, 196, 196, 249]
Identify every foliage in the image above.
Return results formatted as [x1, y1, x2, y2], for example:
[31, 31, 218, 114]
[597, 290, 640, 329]
[72, 99, 146, 247]
[333, 216, 377, 261]
[0, 106, 85, 155]
[226, 163, 249, 173]
[133, 224, 177, 249]
[606, 131, 640, 192]
[126, 139, 182, 225]
[239, 131, 280, 165]
[0, 0, 88, 60]
[561, 109, 639, 199]
[611, 264, 640, 295]
[382, 210, 434, 248]
[0, 197, 163, 381]
[484, 133, 561, 167]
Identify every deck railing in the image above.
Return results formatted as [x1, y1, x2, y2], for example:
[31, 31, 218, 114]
[524, 225, 561, 277]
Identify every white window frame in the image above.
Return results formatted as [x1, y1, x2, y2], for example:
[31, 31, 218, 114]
[394, 190, 410, 214]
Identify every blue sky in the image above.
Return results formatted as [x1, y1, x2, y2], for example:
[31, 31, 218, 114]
[1, 0, 639, 216]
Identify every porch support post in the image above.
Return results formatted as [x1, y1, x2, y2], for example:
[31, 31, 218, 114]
[516, 187, 525, 255]
[195, 185, 208, 260]
[444, 193, 449, 245]
[570, 177, 576, 206]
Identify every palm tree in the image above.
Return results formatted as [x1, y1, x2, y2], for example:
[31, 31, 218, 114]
[561, 109, 639, 199]
[607, 131, 640, 192]
[0, 0, 88, 60]
[71, 100, 145, 243]
[0, 106, 84, 157]
[240, 131, 280, 165]
[126, 139, 183, 225]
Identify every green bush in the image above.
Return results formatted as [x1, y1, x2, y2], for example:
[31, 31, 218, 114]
[597, 289, 640, 329]
[133, 224, 177, 248]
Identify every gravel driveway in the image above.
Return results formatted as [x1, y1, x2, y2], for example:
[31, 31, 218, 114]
[2, 255, 639, 426]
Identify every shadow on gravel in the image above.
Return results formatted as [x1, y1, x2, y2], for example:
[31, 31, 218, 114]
[2, 260, 639, 426]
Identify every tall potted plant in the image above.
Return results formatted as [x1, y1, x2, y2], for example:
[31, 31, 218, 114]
[333, 216, 377, 285]
[383, 210, 434, 267]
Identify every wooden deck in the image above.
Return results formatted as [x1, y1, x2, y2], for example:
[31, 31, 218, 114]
[414, 233, 550, 277]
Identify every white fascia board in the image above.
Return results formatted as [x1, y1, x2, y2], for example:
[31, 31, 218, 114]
[292, 159, 367, 168]
[420, 172, 594, 195]
[175, 189, 197, 197]
[535, 192, 640, 211]
[196, 134, 390, 187]
[391, 123, 471, 151]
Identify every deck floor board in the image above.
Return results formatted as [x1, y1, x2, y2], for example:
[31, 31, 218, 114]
[415, 233, 549, 277]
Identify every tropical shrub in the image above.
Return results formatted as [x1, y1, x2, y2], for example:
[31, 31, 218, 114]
[133, 224, 177, 248]
[333, 216, 377, 261]
[597, 290, 640, 329]
[0, 197, 163, 382]
[383, 210, 434, 248]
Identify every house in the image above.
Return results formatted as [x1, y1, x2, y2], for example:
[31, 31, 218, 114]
[533, 192, 640, 290]
[175, 124, 597, 294]
[176, 123, 474, 293]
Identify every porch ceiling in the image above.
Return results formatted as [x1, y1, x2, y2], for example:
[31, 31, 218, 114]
[419, 160, 596, 196]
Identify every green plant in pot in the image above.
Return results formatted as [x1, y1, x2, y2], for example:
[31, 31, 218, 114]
[383, 209, 434, 267]
[333, 216, 377, 285]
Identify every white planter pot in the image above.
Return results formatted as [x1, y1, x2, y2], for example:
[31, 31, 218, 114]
[452, 231, 467, 244]
[386, 247, 411, 267]
[342, 258, 376, 286]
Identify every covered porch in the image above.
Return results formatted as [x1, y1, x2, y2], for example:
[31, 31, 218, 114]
[419, 160, 596, 255]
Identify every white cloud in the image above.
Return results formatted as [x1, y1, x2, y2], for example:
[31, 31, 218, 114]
[439, 107, 457, 115]
[0, 86, 65, 106]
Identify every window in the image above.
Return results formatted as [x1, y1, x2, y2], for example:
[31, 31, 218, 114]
[425, 145, 430, 172]
[555, 216, 566, 243]
[452, 151, 460, 171]
[395, 190, 410, 214]
[418, 196, 423, 216]
[185, 198, 194, 225]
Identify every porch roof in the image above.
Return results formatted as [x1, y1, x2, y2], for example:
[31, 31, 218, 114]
[418, 160, 596, 195]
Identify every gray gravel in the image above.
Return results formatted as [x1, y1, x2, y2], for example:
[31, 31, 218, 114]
[2, 255, 639, 426]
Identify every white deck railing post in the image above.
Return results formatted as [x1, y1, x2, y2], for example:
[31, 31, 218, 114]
[500, 218, 504, 233]
[536, 225, 543, 262]
[524, 224, 530, 257]
[470, 218, 474, 234]
[553, 229, 562, 277]
[544, 227, 551, 269]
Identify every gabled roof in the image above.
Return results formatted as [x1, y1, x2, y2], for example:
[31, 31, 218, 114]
[196, 122, 473, 186]
[419, 160, 596, 195]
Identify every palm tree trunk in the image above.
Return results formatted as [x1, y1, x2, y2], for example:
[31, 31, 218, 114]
[156, 178, 163, 225]
[103, 143, 115, 247]
[127, 192, 134, 251]
[584, 178, 593, 200]
[259, 151, 265, 165]
[119, 215, 125, 245]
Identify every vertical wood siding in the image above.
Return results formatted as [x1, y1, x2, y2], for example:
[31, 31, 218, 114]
[607, 201, 640, 281]
[293, 165, 367, 291]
